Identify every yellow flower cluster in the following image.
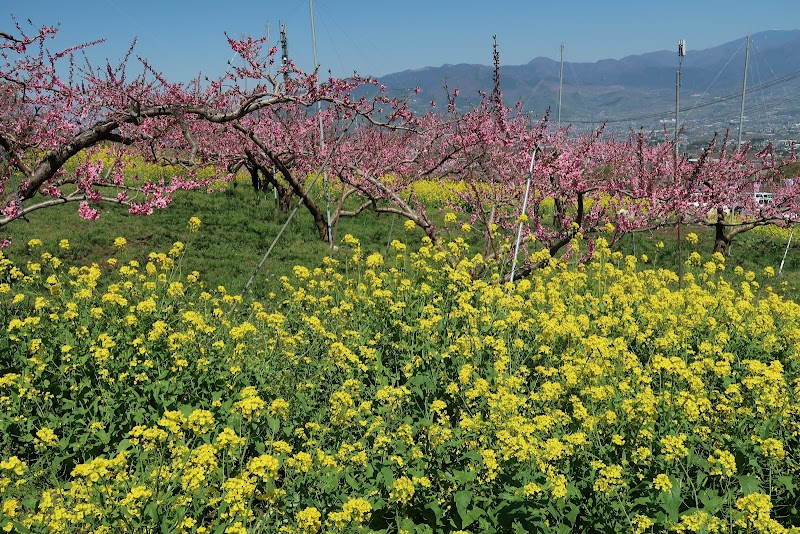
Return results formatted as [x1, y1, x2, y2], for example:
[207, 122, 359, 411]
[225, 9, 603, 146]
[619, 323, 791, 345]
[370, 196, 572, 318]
[2, 231, 800, 532]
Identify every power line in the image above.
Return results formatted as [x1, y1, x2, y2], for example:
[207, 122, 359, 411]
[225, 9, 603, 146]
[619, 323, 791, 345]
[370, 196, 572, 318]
[682, 38, 746, 124]
[520, 61, 556, 110]
[563, 69, 800, 125]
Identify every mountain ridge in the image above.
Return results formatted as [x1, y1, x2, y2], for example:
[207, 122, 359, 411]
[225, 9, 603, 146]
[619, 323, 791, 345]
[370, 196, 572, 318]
[376, 30, 800, 135]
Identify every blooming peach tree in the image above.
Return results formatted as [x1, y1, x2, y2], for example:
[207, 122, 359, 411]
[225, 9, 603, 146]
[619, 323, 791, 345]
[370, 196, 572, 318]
[228, 77, 417, 243]
[0, 21, 224, 237]
[658, 132, 798, 253]
[0, 21, 407, 246]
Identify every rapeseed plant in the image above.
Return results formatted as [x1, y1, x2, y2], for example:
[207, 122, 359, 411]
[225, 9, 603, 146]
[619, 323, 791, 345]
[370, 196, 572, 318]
[2, 223, 800, 532]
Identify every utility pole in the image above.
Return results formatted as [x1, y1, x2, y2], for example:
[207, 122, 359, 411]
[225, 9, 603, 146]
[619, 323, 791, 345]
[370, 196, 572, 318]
[280, 22, 289, 85]
[737, 33, 751, 152]
[676, 39, 686, 287]
[557, 43, 564, 125]
[675, 39, 685, 164]
[309, 0, 333, 249]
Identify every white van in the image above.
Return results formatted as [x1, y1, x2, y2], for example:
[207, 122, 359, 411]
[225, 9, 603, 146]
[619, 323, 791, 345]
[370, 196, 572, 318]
[753, 192, 774, 206]
[734, 192, 773, 215]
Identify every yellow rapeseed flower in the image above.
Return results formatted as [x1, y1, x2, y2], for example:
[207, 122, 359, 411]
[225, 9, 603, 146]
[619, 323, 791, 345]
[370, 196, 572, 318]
[296, 507, 322, 534]
[389, 476, 415, 505]
[34, 427, 59, 448]
[652, 473, 672, 492]
[707, 449, 736, 477]
[247, 454, 280, 482]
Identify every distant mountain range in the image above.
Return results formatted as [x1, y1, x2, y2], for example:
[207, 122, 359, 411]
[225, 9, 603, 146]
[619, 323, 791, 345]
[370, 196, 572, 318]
[375, 30, 800, 132]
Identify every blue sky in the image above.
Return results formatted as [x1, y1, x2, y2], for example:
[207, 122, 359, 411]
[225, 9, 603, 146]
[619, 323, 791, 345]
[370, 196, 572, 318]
[2, 1, 796, 82]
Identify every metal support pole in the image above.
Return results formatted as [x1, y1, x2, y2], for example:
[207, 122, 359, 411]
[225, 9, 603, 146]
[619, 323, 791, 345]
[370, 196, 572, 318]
[510, 149, 536, 283]
[557, 44, 564, 125]
[676, 39, 685, 287]
[779, 224, 795, 277]
[309, 0, 334, 250]
[280, 22, 290, 85]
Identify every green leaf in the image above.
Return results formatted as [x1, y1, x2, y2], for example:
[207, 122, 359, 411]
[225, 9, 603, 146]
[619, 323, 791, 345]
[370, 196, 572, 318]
[425, 499, 444, 523]
[454, 490, 473, 526]
[660, 477, 682, 522]
[564, 503, 580, 525]
[144, 501, 160, 523]
[408, 374, 431, 387]
[266, 416, 279, 434]
[737, 475, 762, 495]
[453, 468, 477, 484]
[397, 517, 416, 531]
[465, 505, 485, 528]
[777, 476, 795, 495]
[96, 429, 110, 444]
[398, 517, 433, 534]
[345, 474, 360, 490]
[698, 489, 724, 514]
[460, 450, 481, 462]
[380, 466, 394, 488]
[498, 491, 523, 503]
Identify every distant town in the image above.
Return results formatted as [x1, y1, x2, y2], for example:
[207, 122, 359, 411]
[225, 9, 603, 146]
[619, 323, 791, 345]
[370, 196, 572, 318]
[678, 110, 799, 158]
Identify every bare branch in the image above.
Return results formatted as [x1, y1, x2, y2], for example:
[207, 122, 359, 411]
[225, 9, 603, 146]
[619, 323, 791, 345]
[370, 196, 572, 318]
[0, 192, 128, 228]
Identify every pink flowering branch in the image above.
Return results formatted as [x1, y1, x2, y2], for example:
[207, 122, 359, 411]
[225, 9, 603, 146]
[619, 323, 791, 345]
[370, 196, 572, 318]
[0, 20, 410, 245]
[644, 130, 799, 253]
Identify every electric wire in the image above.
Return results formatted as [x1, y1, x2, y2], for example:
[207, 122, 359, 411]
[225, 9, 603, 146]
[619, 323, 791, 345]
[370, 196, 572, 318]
[563, 69, 800, 124]
[314, 3, 347, 77]
[314, 1, 384, 78]
[681, 38, 746, 123]
[520, 60, 556, 110]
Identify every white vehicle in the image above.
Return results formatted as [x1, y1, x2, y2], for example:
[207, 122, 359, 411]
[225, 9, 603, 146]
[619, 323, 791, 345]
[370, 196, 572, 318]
[734, 192, 774, 215]
[754, 192, 774, 206]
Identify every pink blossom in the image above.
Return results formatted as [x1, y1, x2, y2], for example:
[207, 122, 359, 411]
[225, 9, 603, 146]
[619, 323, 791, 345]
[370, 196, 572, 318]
[78, 201, 99, 220]
[1, 202, 20, 218]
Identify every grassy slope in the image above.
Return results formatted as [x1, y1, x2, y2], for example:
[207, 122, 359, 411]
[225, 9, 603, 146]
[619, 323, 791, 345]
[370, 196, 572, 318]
[4, 179, 800, 301]
[2, 180, 412, 297]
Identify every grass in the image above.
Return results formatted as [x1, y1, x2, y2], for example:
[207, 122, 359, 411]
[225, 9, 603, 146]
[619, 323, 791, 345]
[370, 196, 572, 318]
[1, 178, 415, 297]
[614, 224, 800, 299]
[4, 177, 800, 301]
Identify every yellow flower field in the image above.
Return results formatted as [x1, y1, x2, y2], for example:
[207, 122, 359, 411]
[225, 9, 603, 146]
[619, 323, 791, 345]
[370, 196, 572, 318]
[1, 223, 799, 533]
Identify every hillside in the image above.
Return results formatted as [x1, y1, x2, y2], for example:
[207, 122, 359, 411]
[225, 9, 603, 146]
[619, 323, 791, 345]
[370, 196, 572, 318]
[376, 30, 800, 140]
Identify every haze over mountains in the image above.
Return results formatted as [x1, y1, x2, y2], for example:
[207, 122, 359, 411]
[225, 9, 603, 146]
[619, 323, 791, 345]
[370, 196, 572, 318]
[377, 30, 800, 137]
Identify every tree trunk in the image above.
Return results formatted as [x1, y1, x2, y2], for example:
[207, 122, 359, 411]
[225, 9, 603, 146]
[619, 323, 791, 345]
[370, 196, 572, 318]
[554, 198, 565, 230]
[278, 190, 292, 212]
[253, 164, 293, 213]
[314, 213, 329, 242]
[246, 163, 262, 192]
[275, 166, 328, 242]
[713, 220, 729, 254]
